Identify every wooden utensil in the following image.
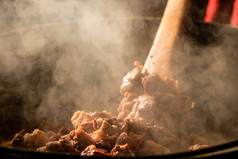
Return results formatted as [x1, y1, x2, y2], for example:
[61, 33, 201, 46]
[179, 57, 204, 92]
[142, 0, 191, 79]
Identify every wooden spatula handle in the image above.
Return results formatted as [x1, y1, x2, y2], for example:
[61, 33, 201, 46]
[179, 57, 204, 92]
[142, 0, 191, 79]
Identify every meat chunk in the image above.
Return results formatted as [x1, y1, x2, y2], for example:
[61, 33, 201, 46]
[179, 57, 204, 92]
[120, 61, 144, 95]
[71, 111, 116, 133]
[74, 128, 94, 151]
[110, 144, 135, 157]
[116, 132, 143, 153]
[47, 132, 61, 142]
[126, 95, 159, 124]
[59, 127, 71, 135]
[152, 92, 194, 115]
[80, 121, 94, 133]
[137, 140, 171, 156]
[142, 74, 179, 94]
[37, 141, 60, 152]
[91, 120, 120, 151]
[90, 111, 115, 119]
[104, 118, 128, 133]
[117, 92, 137, 120]
[146, 125, 176, 146]
[81, 145, 110, 156]
[58, 130, 79, 153]
[10, 129, 26, 147]
[71, 111, 93, 129]
[126, 118, 148, 136]
[123, 92, 193, 134]
[152, 92, 194, 132]
[23, 129, 48, 148]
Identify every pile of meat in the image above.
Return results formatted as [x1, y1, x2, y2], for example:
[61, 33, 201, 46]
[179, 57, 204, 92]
[10, 61, 208, 156]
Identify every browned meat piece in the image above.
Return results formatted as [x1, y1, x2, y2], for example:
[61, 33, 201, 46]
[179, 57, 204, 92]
[71, 111, 116, 132]
[37, 141, 60, 152]
[118, 92, 138, 112]
[104, 118, 128, 133]
[146, 125, 176, 146]
[110, 144, 135, 157]
[120, 61, 144, 95]
[95, 120, 118, 136]
[81, 145, 110, 156]
[93, 117, 128, 133]
[90, 111, 115, 119]
[71, 111, 93, 129]
[124, 91, 193, 134]
[116, 132, 143, 153]
[58, 130, 80, 153]
[126, 118, 148, 136]
[92, 118, 104, 130]
[117, 92, 137, 120]
[59, 127, 71, 135]
[152, 92, 194, 132]
[152, 92, 194, 115]
[45, 141, 60, 152]
[23, 129, 48, 148]
[137, 140, 171, 156]
[10, 129, 26, 147]
[48, 132, 61, 142]
[126, 95, 159, 124]
[188, 144, 208, 151]
[74, 128, 94, 151]
[91, 120, 120, 151]
[80, 121, 94, 133]
[141, 74, 179, 94]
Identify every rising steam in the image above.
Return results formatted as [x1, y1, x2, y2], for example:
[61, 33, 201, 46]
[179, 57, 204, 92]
[0, 0, 165, 130]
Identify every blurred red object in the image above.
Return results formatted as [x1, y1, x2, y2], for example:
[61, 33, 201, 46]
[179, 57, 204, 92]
[204, 0, 238, 26]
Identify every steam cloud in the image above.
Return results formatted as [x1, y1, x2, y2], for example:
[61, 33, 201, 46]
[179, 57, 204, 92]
[0, 0, 164, 132]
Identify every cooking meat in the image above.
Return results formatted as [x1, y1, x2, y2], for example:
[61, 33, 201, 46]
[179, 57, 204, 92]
[146, 125, 176, 146]
[120, 61, 144, 95]
[59, 127, 71, 135]
[137, 140, 171, 156]
[74, 127, 94, 151]
[81, 145, 110, 156]
[152, 92, 194, 133]
[9, 61, 197, 156]
[116, 132, 143, 153]
[12, 111, 177, 156]
[37, 141, 59, 152]
[110, 144, 135, 157]
[10, 129, 25, 147]
[71, 111, 93, 129]
[91, 120, 120, 151]
[23, 129, 48, 148]
[90, 111, 115, 119]
[126, 118, 148, 136]
[117, 92, 137, 120]
[118, 64, 194, 136]
[125, 95, 159, 124]
[47, 131, 61, 142]
[142, 74, 179, 94]
[58, 130, 80, 153]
